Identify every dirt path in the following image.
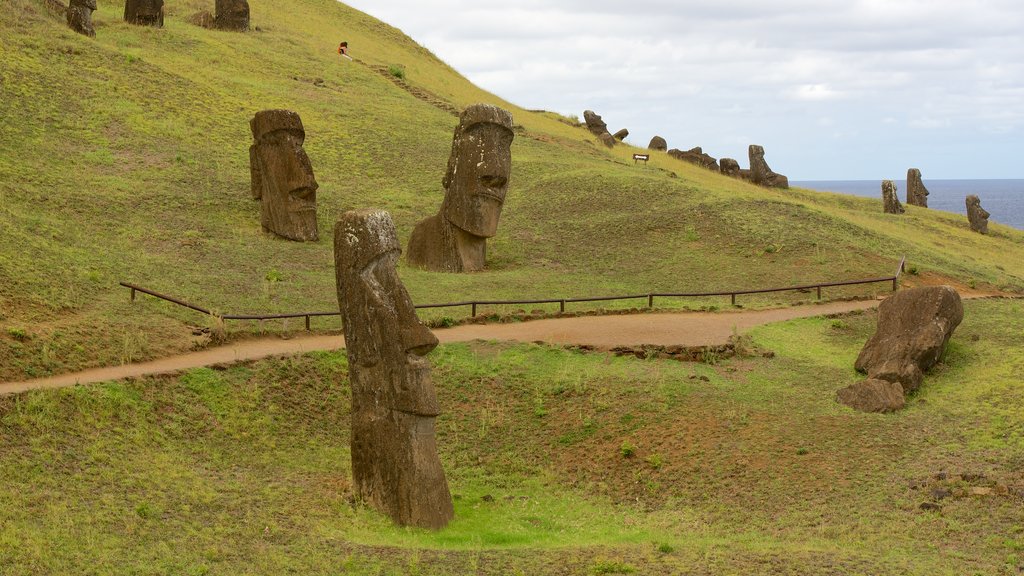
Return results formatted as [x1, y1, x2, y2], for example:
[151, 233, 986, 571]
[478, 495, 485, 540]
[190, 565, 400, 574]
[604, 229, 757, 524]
[0, 300, 885, 396]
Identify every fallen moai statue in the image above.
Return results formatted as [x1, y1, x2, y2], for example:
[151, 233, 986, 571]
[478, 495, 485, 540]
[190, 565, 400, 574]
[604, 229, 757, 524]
[583, 110, 615, 147]
[612, 128, 629, 141]
[966, 195, 990, 234]
[719, 158, 741, 178]
[882, 180, 905, 215]
[668, 147, 719, 171]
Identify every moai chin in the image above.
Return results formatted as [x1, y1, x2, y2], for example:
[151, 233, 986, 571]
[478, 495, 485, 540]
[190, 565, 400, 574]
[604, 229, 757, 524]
[250, 110, 319, 241]
[67, 0, 97, 37]
[406, 104, 514, 272]
[966, 195, 990, 234]
[124, 0, 164, 27]
[882, 180, 905, 214]
[335, 209, 455, 529]
[906, 168, 929, 208]
[214, 0, 249, 31]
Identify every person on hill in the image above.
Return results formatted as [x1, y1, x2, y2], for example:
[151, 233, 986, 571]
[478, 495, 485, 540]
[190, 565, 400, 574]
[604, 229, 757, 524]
[338, 41, 352, 60]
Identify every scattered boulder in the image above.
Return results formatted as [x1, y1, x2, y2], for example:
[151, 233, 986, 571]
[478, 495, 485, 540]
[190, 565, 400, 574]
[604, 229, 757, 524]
[67, 0, 96, 37]
[214, 0, 249, 31]
[836, 379, 906, 413]
[124, 0, 163, 26]
[612, 128, 629, 141]
[748, 145, 789, 188]
[668, 147, 719, 171]
[966, 195, 990, 234]
[250, 110, 319, 241]
[882, 180, 904, 215]
[582, 110, 609, 137]
[906, 168, 929, 208]
[719, 158, 741, 178]
[853, 286, 963, 394]
[648, 136, 667, 151]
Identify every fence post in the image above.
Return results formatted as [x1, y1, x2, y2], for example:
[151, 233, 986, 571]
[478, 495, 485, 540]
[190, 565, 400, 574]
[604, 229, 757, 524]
[130, 288, 136, 302]
[817, 286, 822, 300]
[731, 293, 736, 306]
[892, 277, 898, 292]
[471, 302, 477, 317]
[560, 300, 565, 313]
[648, 294, 654, 308]
[305, 315, 310, 331]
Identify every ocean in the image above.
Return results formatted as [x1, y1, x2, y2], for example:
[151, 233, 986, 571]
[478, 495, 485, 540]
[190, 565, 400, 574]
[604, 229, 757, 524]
[791, 179, 1024, 230]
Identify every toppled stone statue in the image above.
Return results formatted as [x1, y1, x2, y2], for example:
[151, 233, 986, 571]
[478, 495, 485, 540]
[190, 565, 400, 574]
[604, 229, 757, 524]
[668, 147, 719, 171]
[598, 132, 615, 148]
[838, 286, 963, 413]
[250, 109, 319, 241]
[648, 136, 667, 151]
[748, 145, 789, 188]
[407, 104, 514, 272]
[719, 158, 741, 178]
[583, 110, 615, 147]
[906, 168, 929, 208]
[124, 0, 163, 26]
[966, 195, 990, 234]
[612, 128, 629, 141]
[882, 180, 904, 215]
[67, 0, 97, 37]
[215, 0, 249, 31]
[335, 209, 454, 529]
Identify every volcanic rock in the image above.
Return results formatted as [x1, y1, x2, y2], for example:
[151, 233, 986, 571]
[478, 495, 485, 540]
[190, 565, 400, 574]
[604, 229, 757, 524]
[836, 379, 906, 413]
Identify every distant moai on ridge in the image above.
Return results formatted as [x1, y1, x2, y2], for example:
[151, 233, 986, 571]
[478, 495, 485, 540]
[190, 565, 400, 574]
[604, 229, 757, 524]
[249, 110, 319, 241]
[67, 0, 97, 37]
[407, 104, 515, 273]
[906, 168, 929, 208]
[335, 209, 454, 529]
[966, 195, 990, 234]
[882, 180, 905, 214]
[215, 0, 249, 30]
[648, 136, 668, 151]
[124, 0, 164, 27]
[583, 110, 616, 148]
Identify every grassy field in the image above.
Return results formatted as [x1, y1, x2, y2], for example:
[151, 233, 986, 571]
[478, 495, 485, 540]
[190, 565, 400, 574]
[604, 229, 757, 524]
[1, 298, 1021, 574]
[1, 0, 1023, 380]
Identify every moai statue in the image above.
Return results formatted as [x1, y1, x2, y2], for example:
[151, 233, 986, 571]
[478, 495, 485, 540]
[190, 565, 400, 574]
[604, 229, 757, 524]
[124, 0, 163, 26]
[335, 209, 454, 529]
[67, 0, 97, 37]
[906, 168, 929, 208]
[749, 145, 789, 188]
[583, 110, 615, 147]
[882, 180, 905, 214]
[966, 195, 990, 234]
[214, 0, 249, 31]
[407, 104, 514, 272]
[648, 136, 668, 151]
[719, 158, 741, 178]
[249, 110, 319, 241]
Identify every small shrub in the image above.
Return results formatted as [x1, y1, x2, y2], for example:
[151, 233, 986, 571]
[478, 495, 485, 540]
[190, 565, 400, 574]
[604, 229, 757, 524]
[797, 447, 809, 455]
[657, 542, 675, 554]
[645, 453, 663, 469]
[591, 560, 636, 575]
[388, 64, 405, 79]
[830, 320, 847, 330]
[764, 244, 777, 254]
[438, 316, 455, 328]
[683, 226, 699, 242]
[908, 265, 919, 275]
[7, 327, 29, 341]
[968, 279, 977, 289]
[265, 269, 284, 283]
[620, 441, 635, 458]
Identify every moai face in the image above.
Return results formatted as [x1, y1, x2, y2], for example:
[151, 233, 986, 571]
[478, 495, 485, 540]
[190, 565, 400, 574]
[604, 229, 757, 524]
[440, 104, 514, 239]
[124, 0, 164, 26]
[907, 168, 930, 208]
[250, 110, 319, 241]
[966, 195, 990, 234]
[215, 0, 249, 30]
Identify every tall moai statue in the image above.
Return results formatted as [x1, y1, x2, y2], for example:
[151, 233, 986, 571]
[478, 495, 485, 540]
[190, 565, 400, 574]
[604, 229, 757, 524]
[882, 180, 905, 214]
[906, 168, 929, 208]
[124, 0, 164, 26]
[407, 104, 514, 272]
[335, 209, 455, 529]
[67, 0, 97, 37]
[249, 110, 319, 241]
[748, 145, 789, 188]
[966, 195, 990, 234]
[214, 0, 249, 31]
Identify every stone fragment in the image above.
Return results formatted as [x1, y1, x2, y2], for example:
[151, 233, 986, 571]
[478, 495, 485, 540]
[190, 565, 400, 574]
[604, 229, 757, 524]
[719, 158, 741, 178]
[648, 136, 668, 151]
[214, 0, 249, 31]
[906, 168, 929, 208]
[335, 209, 454, 529]
[748, 145, 789, 188]
[668, 147, 719, 171]
[67, 0, 97, 37]
[966, 195, 990, 234]
[407, 104, 514, 272]
[612, 128, 629, 141]
[882, 180, 904, 215]
[124, 0, 163, 26]
[250, 109, 319, 241]
[836, 379, 906, 413]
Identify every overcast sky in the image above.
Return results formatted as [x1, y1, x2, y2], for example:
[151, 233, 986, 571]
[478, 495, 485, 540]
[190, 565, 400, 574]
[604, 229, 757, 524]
[344, 0, 1024, 180]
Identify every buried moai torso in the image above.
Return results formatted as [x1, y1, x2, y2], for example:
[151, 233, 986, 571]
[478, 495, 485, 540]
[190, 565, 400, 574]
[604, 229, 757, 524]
[214, 0, 249, 30]
[406, 104, 514, 272]
[335, 209, 454, 529]
[748, 145, 789, 189]
[124, 0, 163, 26]
[249, 110, 319, 241]
[67, 0, 97, 37]
[882, 180, 904, 214]
[906, 168, 929, 208]
[966, 195, 990, 234]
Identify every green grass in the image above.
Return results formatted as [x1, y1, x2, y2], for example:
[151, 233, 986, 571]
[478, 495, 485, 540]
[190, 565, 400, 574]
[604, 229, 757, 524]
[1, 299, 1021, 574]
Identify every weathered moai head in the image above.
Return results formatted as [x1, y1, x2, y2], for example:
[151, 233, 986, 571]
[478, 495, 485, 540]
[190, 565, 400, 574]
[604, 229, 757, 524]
[648, 136, 668, 151]
[214, 0, 249, 31]
[882, 180, 905, 215]
[67, 0, 97, 37]
[966, 195, 990, 234]
[720, 158, 741, 178]
[250, 110, 319, 241]
[335, 209, 454, 529]
[612, 128, 629, 141]
[582, 110, 608, 137]
[441, 104, 514, 239]
[124, 0, 164, 26]
[906, 168, 929, 208]
[749, 144, 790, 188]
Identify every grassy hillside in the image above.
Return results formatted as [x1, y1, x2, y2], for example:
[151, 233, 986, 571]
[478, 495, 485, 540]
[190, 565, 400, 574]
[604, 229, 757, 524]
[2, 299, 1022, 574]
[1, 0, 1024, 380]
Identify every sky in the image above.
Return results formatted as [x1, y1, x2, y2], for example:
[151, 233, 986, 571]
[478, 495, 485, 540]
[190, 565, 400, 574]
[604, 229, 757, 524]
[343, 0, 1024, 180]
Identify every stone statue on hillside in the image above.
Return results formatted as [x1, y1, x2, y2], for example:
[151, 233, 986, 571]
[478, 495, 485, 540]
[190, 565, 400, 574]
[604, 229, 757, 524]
[749, 145, 789, 188]
[966, 195, 990, 234]
[838, 286, 962, 413]
[719, 158, 741, 178]
[882, 180, 904, 215]
[583, 110, 615, 147]
[906, 168, 929, 208]
[335, 209, 454, 530]
[668, 147, 719, 171]
[215, 0, 249, 31]
[612, 128, 629, 141]
[124, 0, 163, 26]
[648, 136, 668, 151]
[250, 109, 319, 241]
[67, 0, 97, 37]
[407, 104, 514, 272]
